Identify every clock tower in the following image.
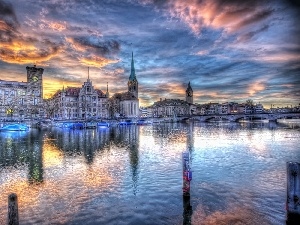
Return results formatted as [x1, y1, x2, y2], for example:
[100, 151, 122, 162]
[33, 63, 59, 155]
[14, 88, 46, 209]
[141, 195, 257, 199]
[185, 82, 193, 104]
[26, 65, 44, 106]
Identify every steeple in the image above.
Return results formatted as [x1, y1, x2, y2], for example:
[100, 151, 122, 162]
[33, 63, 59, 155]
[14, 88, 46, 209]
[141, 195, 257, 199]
[128, 52, 138, 98]
[87, 67, 90, 81]
[187, 82, 192, 92]
[129, 52, 136, 81]
[106, 82, 109, 98]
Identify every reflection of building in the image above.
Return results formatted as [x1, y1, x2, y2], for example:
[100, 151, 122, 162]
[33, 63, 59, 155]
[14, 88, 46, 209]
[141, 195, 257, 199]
[128, 126, 139, 195]
[28, 130, 44, 183]
[109, 53, 139, 118]
[0, 65, 44, 119]
[0, 129, 44, 183]
[50, 73, 109, 120]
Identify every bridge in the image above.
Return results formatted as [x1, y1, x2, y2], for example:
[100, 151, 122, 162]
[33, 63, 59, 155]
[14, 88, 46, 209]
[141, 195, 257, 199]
[185, 112, 300, 122]
[152, 112, 300, 123]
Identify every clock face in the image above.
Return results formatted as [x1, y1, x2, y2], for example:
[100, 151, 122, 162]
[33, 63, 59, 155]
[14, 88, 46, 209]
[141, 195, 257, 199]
[187, 91, 192, 97]
[32, 76, 39, 82]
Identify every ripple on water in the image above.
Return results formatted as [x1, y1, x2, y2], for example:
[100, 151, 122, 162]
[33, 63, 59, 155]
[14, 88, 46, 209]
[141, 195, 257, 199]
[0, 124, 299, 224]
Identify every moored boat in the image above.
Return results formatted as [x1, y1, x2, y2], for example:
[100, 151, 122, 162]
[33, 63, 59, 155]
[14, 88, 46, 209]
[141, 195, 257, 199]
[119, 119, 134, 125]
[0, 123, 29, 131]
[85, 121, 97, 129]
[97, 121, 110, 128]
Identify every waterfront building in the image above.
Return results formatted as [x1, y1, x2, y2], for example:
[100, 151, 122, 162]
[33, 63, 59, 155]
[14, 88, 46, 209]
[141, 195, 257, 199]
[147, 82, 195, 117]
[109, 53, 139, 118]
[254, 103, 264, 113]
[139, 107, 148, 118]
[49, 75, 109, 120]
[147, 98, 190, 118]
[0, 65, 44, 120]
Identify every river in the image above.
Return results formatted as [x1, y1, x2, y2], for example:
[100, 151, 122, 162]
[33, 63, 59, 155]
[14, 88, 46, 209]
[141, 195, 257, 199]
[0, 121, 300, 225]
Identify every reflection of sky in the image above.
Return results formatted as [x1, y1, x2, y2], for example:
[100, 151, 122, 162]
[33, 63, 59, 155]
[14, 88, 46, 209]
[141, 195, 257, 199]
[1, 0, 300, 107]
[0, 138, 124, 224]
[0, 123, 300, 224]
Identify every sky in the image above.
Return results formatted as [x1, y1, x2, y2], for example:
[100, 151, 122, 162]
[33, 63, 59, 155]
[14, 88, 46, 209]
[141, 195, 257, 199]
[0, 0, 299, 108]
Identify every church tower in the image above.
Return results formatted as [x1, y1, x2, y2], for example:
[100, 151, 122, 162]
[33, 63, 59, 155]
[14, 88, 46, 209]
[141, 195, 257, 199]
[186, 82, 193, 104]
[128, 52, 138, 98]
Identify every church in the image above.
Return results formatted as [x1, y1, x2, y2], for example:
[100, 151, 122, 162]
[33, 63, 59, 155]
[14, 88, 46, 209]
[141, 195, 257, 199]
[108, 52, 139, 118]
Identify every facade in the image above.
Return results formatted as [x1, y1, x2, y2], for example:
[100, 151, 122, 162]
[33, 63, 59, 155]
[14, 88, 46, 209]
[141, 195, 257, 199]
[109, 52, 139, 118]
[0, 65, 44, 120]
[147, 98, 190, 118]
[146, 82, 195, 118]
[50, 77, 109, 120]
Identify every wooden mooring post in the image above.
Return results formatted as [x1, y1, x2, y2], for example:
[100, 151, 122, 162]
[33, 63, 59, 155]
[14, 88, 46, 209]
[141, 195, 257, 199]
[8, 193, 19, 225]
[182, 152, 192, 196]
[286, 162, 300, 224]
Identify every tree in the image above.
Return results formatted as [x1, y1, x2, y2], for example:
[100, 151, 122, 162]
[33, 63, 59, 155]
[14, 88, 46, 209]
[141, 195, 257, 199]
[245, 99, 254, 107]
[245, 99, 254, 114]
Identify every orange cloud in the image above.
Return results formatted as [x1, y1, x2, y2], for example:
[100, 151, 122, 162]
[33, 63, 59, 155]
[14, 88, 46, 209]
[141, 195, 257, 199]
[0, 43, 61, 64]
[43, 77, 82, 98]
[80, 56, 118, 67]
[65, 37, 86, 52]
[248, 80, 266, 96]
[0, 20, 13, 32]
[48, 21, 67, 32]
[0, 30, 62, 65]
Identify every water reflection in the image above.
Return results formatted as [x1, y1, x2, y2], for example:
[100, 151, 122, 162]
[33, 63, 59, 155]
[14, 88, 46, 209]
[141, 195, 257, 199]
[127, 126, 139, 195]
[0, 129, 44, 184]
[0, 121, 299, 224]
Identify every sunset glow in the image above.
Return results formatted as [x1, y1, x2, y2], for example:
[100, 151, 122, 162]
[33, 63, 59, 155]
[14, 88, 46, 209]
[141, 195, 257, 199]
[0, 0, 299, 107]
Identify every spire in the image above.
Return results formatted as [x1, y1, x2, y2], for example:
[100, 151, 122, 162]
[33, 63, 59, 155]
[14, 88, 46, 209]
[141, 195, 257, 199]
[88, 67, 90, 81]
[129, 52, 136, 81]
[106, 82, 109, 98]
[187, 81, 193, 91]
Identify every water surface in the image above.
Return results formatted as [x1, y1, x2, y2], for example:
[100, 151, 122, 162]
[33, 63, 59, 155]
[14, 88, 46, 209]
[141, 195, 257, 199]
[0, 121, 299, 224]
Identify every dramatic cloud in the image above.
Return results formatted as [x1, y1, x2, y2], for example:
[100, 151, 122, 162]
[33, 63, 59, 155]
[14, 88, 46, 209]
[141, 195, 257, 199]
[142, 0, 273, 35]
[0, 0, 299, 107]
[66, 37, 120, 56]
[79, 56, 119, 67]
[0, 37, 62, 64]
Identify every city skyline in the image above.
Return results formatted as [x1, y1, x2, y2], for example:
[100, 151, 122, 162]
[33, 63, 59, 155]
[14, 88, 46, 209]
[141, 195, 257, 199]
[0, 0, 299, 108]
